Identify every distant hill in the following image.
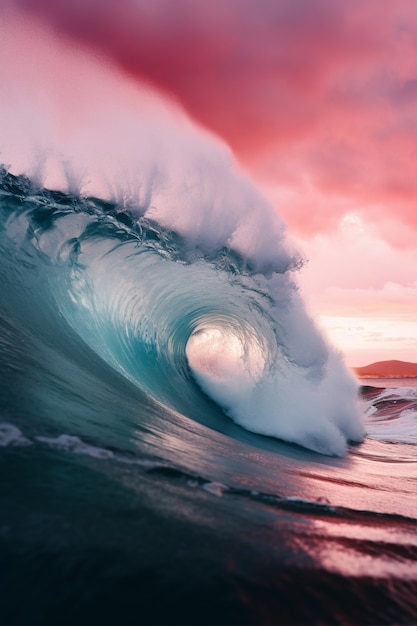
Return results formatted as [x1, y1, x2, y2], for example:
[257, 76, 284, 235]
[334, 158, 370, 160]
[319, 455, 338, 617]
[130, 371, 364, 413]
[353, 360, 417, 378]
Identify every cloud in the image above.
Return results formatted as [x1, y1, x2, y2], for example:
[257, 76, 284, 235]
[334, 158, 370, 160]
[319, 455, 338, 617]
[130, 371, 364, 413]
[294, 223, 417, 362]
[318, 313, 417, 366]
[8, 0, 417, 245]
[323, 284, 417, 318]
[11, 1, 408, 140]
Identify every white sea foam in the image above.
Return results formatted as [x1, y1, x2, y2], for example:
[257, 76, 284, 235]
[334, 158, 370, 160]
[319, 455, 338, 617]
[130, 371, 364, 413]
[187, 305, 364, 456]
[0, 421, 173, 467]
[35, 434, 115, 459]
[367, 409, 417, 445]
[0, 423, 232, 498]
[201, 481, 228, 497]
[0, 422, 32, 447]
[364, 388, 417, 445]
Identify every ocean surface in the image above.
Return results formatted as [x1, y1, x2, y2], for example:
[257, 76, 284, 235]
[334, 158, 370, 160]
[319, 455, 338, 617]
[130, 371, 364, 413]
[1, 167, 416, 626]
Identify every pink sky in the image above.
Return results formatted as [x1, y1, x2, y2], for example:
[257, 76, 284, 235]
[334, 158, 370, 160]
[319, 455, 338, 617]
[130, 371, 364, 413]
[1, 0, 416, 366]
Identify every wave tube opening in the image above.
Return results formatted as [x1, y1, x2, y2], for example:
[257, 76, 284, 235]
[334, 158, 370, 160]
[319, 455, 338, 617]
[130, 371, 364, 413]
[186, 317, 267, 406]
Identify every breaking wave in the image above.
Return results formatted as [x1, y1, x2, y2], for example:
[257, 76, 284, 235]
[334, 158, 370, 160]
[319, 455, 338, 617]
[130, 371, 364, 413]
[0, 166, 364, 456]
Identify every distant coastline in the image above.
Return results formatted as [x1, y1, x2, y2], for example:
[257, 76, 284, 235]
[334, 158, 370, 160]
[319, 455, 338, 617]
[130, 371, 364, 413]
[353, 359, 417, 379]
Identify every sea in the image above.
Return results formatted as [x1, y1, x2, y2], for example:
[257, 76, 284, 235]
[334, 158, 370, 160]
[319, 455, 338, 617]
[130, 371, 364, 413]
[1, 166, 416, 626]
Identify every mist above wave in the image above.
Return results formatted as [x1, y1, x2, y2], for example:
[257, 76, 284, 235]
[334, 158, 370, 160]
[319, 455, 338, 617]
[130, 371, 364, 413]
[0, 12, 295, 275]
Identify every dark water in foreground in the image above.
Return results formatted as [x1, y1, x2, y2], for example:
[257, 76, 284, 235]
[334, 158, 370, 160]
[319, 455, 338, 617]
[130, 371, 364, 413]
[1, 169, 416, 625]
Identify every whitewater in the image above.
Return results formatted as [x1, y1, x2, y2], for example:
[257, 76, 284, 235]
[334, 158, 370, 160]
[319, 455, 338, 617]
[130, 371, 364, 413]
[0, 157, 365, 457]
[1, 19, 416, 626]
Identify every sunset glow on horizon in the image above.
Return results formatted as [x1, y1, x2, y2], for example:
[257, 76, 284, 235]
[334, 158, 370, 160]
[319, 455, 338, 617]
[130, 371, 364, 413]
[1, 0, 416, 367]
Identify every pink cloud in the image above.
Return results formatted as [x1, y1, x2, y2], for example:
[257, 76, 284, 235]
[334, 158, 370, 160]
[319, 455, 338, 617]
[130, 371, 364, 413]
[9, 0, 416, 245]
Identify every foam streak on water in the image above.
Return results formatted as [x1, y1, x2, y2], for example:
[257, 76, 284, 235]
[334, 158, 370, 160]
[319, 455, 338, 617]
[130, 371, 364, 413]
[363, 385, 417, 445]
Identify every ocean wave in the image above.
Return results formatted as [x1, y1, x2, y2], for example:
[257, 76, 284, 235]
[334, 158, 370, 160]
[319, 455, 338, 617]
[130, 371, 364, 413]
[363, 387, 417, 445]
[0, 168, 364, 456]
